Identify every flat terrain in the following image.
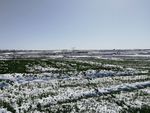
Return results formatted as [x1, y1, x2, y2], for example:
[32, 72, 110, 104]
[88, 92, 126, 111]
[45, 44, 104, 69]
[0, 50, 150, 113]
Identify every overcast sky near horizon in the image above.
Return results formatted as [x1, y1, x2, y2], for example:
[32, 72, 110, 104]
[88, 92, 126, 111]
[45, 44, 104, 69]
[0, 0, 150, 50]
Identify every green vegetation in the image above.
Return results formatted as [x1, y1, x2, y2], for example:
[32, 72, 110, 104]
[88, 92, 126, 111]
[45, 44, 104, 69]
[0, 56, 149, 112]
[88, 58, 150, 69]
[121, 105, 150, 113]
[0, 59, 124, 74]
[0, 100, 16, 113]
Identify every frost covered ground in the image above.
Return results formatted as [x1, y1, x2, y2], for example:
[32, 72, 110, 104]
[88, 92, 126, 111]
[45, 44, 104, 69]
[0, 50, 150, 113]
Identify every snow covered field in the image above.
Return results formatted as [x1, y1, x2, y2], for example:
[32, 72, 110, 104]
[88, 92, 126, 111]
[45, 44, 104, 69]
[0, 50, 150, 113]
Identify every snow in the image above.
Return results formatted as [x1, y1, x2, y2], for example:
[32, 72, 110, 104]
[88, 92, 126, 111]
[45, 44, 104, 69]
[0, 51, 150, 112]
[141, 88, 150, 94]
[38, 81, 150, 106]
[0, 108, 11, 113]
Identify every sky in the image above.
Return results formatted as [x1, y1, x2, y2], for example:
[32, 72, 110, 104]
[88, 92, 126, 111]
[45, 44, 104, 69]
[0, 0, 150, 50]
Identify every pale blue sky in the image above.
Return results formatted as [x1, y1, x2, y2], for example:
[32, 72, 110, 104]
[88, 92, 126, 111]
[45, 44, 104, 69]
[0, 0, 150, 50]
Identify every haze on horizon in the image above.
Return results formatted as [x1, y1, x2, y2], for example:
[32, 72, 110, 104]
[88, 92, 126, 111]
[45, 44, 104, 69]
[0, 0, 150, 50]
